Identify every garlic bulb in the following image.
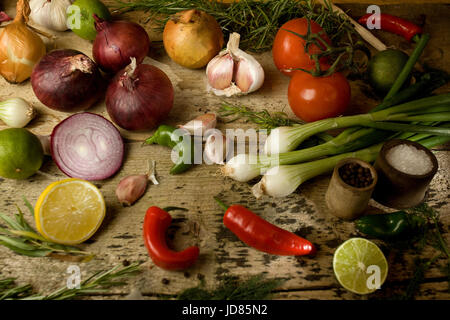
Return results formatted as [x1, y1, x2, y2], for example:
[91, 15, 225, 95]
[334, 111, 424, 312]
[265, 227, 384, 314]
[0, 97, 36, 128]
[30, 0, 72, 32]
[206, 32, 264, 97]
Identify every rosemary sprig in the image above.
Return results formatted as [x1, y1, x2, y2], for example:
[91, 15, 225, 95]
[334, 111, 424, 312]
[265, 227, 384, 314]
[177, 275, 284, 300]
[114, 0, 359, 53]
[0, 278, 33, 300]
[0, 263, 141, 300]
[26, 263, 141, 300]
[0, 198, 93, 261]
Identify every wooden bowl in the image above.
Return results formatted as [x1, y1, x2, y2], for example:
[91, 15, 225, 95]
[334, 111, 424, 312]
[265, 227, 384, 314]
[372, 139, 439, 209]
[325, 158, 378, 220]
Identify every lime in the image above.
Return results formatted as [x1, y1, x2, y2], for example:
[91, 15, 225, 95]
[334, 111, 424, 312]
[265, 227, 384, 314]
[0, 128, 44, 180]
[68, 0, 111, 41]
[333, 238, 388, 295]
[35, 178, 106, 245]
[367, 49, 409, 95]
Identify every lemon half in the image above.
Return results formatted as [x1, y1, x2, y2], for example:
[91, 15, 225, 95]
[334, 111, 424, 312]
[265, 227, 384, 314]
[35, 179, 106, 245]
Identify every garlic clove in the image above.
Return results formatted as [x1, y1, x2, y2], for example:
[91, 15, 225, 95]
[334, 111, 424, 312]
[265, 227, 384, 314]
[115, 160, 158, 206]
[179, 113, 217, 136]
[116, 174, 149, 206]
[234, 60, 253, 92]
[204, 132, 233, 165]
[206, 54, 234, 90]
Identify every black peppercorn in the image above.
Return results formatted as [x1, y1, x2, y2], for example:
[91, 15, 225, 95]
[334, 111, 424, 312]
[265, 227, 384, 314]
[339, 163, 374, 188]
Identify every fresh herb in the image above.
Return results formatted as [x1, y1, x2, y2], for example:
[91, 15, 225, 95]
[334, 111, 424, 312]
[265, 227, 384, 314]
[219, 102, 301, 130]
[0, 198, 93, 261]
[389, 204, 450, 300]
[114, 0, 359, 53]
[0, 278, 33, 300]
[0, 263, 141, 300]
[177, 275, 284, 300]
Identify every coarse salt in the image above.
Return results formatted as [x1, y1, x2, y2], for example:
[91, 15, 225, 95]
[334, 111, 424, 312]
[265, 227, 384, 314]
[386, 144, 433, 175]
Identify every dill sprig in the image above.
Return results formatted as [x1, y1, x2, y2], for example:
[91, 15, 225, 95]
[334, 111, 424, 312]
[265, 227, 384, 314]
[177, 275, 284, 300]
[219, 102, 301, 130]
[0, 198, 93, 261]
[0, 263, 141, 300]
[113, 0, 359, 53]
[391, 203, 450, 300]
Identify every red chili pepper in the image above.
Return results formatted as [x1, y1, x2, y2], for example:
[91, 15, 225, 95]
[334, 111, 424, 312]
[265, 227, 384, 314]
[216, 198, 316, 256]
[358, 13, 422, 42]
[143, 206, 200, 270]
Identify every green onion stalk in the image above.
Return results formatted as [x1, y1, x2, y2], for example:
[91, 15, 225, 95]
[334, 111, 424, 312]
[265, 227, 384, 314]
[222, 127, 392, 182]
[252, 129, 450, 198]
[263, 93, 450, 154]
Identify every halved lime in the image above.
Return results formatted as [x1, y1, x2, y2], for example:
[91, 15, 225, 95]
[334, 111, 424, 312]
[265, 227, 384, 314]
[333, 238, 388, 295]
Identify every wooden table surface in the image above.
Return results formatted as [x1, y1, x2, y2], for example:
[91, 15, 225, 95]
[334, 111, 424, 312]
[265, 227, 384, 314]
[0, 1, 449, 300]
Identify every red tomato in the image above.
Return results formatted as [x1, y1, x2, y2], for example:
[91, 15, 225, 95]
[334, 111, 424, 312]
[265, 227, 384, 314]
[272, 18, 331, 77]
[288, 71, 351, 122]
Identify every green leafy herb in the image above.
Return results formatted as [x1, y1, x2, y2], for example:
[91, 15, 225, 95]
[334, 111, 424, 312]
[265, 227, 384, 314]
[0, 263, 141, 300]
[177, 275, 284, 300]
[393, 204, 450, 300]
[0, 278, 33, 300]
[0, 198, 93, 261]
[218, 102, 334, 144]
[219, 102, 301, 130]
[114, 0, 359, 53]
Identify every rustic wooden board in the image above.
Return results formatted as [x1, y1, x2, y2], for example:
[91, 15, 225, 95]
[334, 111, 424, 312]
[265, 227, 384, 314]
[0, 1, 449, 300]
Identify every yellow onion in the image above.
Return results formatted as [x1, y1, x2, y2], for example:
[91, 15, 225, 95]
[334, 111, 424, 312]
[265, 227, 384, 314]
[0, 0, 46, 83]
[163, 9, 224, 69]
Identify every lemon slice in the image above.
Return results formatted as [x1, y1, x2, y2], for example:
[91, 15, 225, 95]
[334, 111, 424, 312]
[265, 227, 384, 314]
[333, 238, 388, 295]
[35, 178, 106, 245]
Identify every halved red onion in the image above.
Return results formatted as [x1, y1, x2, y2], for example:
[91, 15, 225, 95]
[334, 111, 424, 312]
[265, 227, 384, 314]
[51, 113, 124, 181]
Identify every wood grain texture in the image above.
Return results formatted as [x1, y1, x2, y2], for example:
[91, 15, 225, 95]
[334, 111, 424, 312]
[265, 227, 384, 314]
[0, 1, 449, 300]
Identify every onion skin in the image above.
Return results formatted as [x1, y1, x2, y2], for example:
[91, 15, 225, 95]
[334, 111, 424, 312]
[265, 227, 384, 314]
[106, 61, 174, 131]
[163, 9, 224, 69]
[31, 49, 104, 112]
[93, 15, 151, 73]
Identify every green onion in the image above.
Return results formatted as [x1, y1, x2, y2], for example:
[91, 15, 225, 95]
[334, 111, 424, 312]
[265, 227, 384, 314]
[253, 130, 450, 198]
[263, 93, 450, 154]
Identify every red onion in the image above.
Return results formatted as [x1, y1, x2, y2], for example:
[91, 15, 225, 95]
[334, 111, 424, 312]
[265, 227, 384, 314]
[0, 11, 12, 22]
[93, 14, 150, 73]
[106, 58, 174, 131]
[31, 49, 104, 112]
[51, 112, 124, 181]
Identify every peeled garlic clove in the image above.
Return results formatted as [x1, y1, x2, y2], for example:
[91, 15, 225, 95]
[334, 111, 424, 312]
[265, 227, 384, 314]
[116, 174, 149, 206]
[206, 32, 264, 97]
[206, 54, 234, 90]
[179, 113, 217, 136]
[204, 131, 233, 165]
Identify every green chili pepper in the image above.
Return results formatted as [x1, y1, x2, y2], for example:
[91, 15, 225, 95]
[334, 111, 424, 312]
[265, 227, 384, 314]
[144, 125, 194, 174]
[355, 211, 425, 239]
